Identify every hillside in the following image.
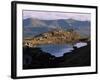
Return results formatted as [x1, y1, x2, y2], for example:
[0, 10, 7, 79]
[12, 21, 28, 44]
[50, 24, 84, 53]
[23, 29, 87, 47]
[23, 18, 90, 38]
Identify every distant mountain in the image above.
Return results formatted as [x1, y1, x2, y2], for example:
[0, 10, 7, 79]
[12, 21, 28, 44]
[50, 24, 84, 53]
[23, 18, 90, 38]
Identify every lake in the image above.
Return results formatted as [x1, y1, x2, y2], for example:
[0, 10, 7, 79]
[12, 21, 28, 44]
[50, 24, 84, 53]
[37, 42, 87, 57]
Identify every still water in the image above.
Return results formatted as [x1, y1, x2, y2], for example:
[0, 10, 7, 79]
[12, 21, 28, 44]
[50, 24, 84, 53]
[37, 42, 87, 57]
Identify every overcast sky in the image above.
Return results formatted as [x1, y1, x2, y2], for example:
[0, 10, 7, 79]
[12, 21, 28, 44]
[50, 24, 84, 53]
[23, 10, 91, 21]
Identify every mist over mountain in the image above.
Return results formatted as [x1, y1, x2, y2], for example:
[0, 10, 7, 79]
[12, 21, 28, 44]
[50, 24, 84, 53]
[23, 18, 90, 38]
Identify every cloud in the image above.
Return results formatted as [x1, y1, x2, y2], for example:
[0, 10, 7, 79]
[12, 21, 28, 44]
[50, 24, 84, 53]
[23, 10, 91, 21]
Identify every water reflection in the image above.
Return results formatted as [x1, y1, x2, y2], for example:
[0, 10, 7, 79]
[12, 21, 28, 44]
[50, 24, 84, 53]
[37, 42, 87, 57]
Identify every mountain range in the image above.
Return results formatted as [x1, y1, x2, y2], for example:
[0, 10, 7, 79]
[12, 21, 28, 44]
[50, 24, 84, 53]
[23, 18, 90, 38]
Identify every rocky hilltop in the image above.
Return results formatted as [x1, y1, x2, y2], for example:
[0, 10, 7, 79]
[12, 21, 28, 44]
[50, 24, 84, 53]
[23, 29, 88, 47]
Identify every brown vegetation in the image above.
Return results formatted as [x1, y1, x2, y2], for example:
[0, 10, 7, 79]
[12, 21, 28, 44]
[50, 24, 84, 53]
[23, 29, 83, 47]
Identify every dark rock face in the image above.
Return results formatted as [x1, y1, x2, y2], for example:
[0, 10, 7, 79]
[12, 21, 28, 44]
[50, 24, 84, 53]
[62, 42, 91, 67]
[23, 42, 91, 69]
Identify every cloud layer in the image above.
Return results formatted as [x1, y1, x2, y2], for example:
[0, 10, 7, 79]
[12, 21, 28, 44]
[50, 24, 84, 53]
[23, 10, 91, 21]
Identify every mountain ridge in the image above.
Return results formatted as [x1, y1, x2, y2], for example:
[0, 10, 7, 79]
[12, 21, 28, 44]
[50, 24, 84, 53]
[23, 18, 90, 38]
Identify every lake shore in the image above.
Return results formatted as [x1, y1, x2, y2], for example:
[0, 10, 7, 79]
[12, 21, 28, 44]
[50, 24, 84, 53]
[23, 41, 91, 69]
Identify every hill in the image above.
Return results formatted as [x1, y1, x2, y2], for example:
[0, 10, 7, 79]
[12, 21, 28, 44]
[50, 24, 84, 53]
[23, 18, 90, 38]
[23, 29, 88, 47]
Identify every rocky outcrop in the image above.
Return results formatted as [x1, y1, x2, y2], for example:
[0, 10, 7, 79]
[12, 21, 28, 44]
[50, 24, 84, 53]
[23, 29, 82, 47]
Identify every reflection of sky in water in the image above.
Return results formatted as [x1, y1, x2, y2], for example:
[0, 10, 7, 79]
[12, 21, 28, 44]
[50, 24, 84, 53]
[74, 42, 87, 48]
[38, 44, 73, 57]
[38, 42, 87, 57]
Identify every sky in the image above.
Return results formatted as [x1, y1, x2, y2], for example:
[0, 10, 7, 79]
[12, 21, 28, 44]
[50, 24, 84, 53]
[23, 10, 91, 21]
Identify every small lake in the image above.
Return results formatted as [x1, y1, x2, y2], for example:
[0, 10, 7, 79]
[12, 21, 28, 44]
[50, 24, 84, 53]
[37, 42, 87, 57]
